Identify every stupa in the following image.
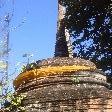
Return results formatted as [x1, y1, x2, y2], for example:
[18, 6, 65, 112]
[13, 0, 112, 112]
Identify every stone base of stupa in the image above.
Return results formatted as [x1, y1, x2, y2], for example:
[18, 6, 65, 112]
[13, 57, 112, 112]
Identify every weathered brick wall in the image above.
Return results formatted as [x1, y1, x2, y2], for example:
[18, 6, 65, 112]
[22, 85, 112, 112]
[15, 71, 112, 112]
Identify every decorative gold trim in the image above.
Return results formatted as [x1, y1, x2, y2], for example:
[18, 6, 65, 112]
[13, 65, 96, 88]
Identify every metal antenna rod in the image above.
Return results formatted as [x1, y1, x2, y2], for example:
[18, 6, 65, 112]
[54, 0, 73, 58]
[0, 1, 14, 102]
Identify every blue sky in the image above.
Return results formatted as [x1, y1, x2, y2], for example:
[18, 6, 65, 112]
[8, 0, 58, 77]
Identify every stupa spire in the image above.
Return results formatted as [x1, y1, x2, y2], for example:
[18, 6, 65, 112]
[54, 0, 73, 58]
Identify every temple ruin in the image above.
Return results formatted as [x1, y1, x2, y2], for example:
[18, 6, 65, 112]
[13, 0, 112, 112]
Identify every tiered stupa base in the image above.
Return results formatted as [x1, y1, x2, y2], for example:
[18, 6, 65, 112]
[14, 57, 112, 112]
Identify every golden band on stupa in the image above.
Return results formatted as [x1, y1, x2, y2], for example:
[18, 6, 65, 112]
[13, 57, 97, 89]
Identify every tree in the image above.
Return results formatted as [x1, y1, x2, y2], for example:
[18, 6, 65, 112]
[59, 0, 112, 75]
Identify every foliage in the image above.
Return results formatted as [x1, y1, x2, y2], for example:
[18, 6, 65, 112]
[20, 62, 39, 73]
[0, 85, 26, 112]
[4, 93, 26, 112]
[59, 0, 112, 75]
[0, 60, 26, 112]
